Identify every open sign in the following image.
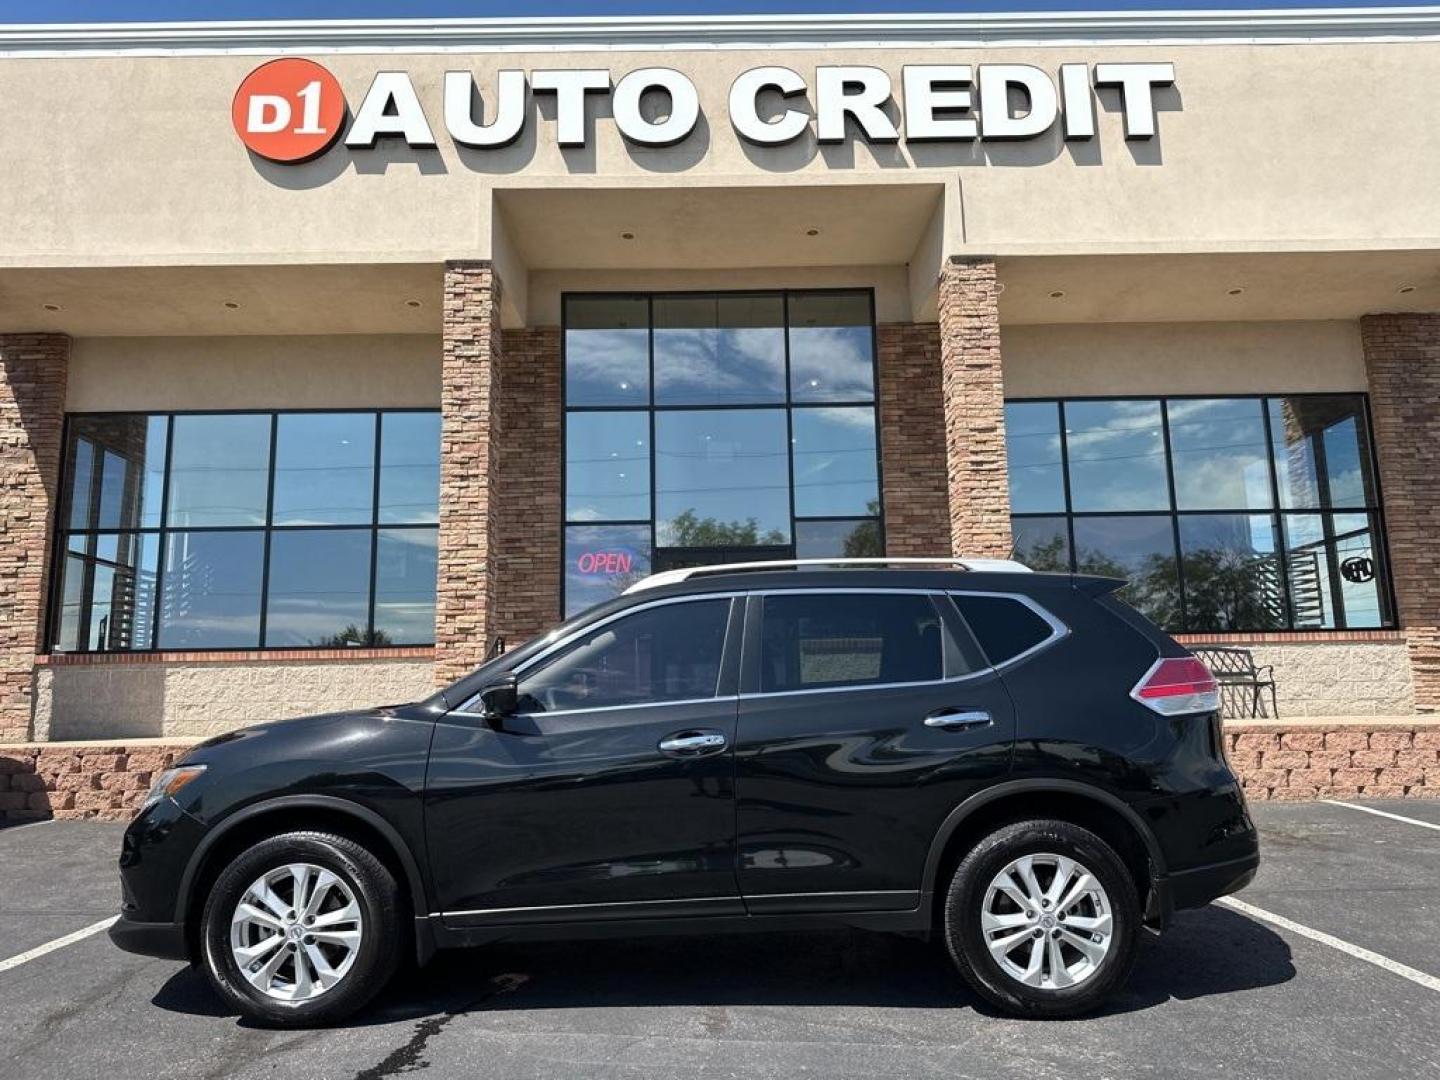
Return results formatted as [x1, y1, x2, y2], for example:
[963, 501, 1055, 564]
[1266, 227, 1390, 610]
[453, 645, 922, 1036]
[575, 549, 639, 576]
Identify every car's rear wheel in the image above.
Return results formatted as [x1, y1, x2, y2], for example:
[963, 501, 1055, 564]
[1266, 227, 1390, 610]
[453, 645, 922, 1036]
[943, 819, 1140, 1018]
[200, 830, 403, 1027]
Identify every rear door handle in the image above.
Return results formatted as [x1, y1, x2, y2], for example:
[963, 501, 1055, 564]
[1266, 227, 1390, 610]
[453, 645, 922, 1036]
[658, 730, 729, 757]
[924, 708, 993, 732]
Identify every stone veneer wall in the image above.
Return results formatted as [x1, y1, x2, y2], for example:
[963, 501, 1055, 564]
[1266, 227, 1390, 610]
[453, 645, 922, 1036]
[1360, 314, 1440, 712]
[435, 262, 505, 686]
[33, 655, 437, 741]
[1177, 637, 1415, 717]
[492, 327, 563, 644]
[937, 258, 1012, 559]
[876, 322, 950, 556]
[0, 334, 68, 742]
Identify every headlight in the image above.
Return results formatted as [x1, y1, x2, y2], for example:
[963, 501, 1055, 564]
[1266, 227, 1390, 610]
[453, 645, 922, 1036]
[140, 764, 206, 812]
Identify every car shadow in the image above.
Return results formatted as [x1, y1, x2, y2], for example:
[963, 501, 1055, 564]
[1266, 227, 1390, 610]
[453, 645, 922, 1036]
[152, 905, 1294, 1026]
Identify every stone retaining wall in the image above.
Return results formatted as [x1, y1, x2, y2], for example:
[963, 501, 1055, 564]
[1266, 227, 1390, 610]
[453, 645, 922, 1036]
[5, 721, 1438, 824]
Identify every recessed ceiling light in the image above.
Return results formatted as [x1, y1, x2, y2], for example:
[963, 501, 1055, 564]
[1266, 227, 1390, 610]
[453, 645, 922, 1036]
[806, 227, 820, 237]
[1398, 284, 1417, 294]
[620, 231, 635, 240]
[223, 300, 241, 309]
[1226, 287, 1245, 296]
[405, 299, 423, 308]
[1048, 290, 1066, 299]
[41, 303, 61, 312]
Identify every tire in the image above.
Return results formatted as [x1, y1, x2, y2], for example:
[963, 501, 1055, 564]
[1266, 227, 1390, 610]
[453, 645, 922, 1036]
[200, 830, 404, 1027]
[943, 819, 1140, 1018]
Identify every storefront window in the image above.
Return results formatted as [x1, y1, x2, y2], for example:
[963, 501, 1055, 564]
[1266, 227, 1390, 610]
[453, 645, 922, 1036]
[52, 410, 441, 652]
[1006, 395, 1392, 631]
[563, 290, 882, 616]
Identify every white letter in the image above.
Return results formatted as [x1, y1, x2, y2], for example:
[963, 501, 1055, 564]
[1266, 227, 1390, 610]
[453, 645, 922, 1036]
[901, 66, 976, 141]
[444, 70, 526, 148]
[344, 72, 436, 148]
[531, 69, 610, 147]
[815, 66, 898, 144]
[247, 94, 290, 134]
[978, 65, 1058, 140]
[294, 80, 326, 135]
[1093, 62, 1175, 140]
[729, 66, 809, 145]
[612, 68, 699, 147]
[1059, 63, 1095, 140]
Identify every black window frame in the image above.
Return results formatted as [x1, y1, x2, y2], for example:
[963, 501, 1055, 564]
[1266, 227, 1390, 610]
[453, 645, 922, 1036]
[47, 407, 441, 654]
[1006, 392, 1398, 633]
[560, 288, 887, 618]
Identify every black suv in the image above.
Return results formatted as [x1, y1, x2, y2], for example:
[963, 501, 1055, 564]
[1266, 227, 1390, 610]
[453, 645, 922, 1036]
[111, 561, 1258, 1025]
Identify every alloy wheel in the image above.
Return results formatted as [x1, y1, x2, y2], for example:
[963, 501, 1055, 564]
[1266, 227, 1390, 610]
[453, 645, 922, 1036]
[980, 852, 1114, 990]
[229, 862, 364, 1002]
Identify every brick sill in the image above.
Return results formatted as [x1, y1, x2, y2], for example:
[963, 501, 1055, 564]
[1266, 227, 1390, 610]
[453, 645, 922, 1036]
[1175, 630, 1404, 645]
[35, 647, 436, 667]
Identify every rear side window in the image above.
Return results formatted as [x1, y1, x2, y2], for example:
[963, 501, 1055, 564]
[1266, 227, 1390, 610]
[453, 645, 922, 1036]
[951, 594, 1058, 667]
[760, 592, 943, 693]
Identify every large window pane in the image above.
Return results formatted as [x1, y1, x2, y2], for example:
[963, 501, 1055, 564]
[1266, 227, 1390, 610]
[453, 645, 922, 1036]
[566, 411, 649, 522]
[654, 294, 785, 405]
[374, 528, 438, 645]
[1005, 402, 1065, 513]
[1270, 396, 1377, 510]
[166, 414, 271, 527]
[565, 524, 652, 616]
[1065, 400, 1169, 512]
[655, 409, 790, 547]
[792, 407, 879, 518]
[1167, 398, 1272, 511]
[795, 519, 882, 558]
[272, 413, 375, 526]
[565, 296, 650, 406]
[158, 530, 264, 648]
[789, 293, 875, 403]
[1072, 515, 1180, 625]
[519, 598, 730, 712]
[1011, 516, 1071, 572]
[1283, 512, 1386, 629]
[1177, 514, 1285, 631]
[53, 534, 158, 651]
[65, 415, 167, 530]
[760, 592, 942, 692]
[1332, 512, 1385, 628]
[264, 529, 372, 646]
[379, 412, 441, 525]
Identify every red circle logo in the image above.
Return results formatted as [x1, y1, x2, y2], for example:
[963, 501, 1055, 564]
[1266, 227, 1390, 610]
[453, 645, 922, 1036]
[232, 58, 346, 163]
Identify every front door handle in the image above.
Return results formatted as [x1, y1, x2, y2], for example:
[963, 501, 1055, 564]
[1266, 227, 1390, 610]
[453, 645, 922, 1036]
[658, 730, 728, 757]
[924, 708, 993, 732]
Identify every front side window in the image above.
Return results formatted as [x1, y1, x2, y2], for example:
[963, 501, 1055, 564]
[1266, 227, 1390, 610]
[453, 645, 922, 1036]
[52, 410, 441, 652]
[563, 290, 883, 617]
[517, 598, 731, 712]
[759, 592, 944, 693]
[1005, 395, 1392, 631]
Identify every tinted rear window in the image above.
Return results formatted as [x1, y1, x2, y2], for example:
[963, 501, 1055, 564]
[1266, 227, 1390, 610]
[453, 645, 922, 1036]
[760, 592, 943, 692]
[952, 594, 1056, 666]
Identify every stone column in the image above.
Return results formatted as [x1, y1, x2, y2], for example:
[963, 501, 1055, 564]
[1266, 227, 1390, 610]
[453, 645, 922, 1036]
[1360, 313, 1440, 712]
[876, 323, 950, 556]
[937, 257, 1012, 559]
[434, 263, 505, 687]
[0, 334, 69, 741]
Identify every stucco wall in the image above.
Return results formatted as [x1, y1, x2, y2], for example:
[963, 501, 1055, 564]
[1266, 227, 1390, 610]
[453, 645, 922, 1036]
[67, 334, 440, 412]
[1001, 320, 1365, 398]
[34, 658, 436, 740]
[1197, 641, 1415, 719]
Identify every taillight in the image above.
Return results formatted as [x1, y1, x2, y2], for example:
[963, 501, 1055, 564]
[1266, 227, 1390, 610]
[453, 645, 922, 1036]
[1129, 656, 1220, 716]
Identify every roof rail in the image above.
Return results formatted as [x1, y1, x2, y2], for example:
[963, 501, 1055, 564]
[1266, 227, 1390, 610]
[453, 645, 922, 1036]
[622, 556, 1032, 595]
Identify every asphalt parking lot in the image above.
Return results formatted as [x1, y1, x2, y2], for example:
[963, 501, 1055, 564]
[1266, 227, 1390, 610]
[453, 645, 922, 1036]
[2, 800, 1438, 1080]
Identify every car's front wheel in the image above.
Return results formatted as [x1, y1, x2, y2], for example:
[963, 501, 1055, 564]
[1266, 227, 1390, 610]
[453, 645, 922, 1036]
[943, 819, 1140, 1018]
[200, 830, 403, 1027]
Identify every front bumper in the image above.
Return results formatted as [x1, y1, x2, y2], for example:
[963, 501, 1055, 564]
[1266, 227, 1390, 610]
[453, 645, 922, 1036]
[108, 915, 190, 961]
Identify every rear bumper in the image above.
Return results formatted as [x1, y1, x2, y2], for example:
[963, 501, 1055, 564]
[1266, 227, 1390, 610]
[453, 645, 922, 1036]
[108, 915, 190, 962]
[1154, 849, 1260, 926]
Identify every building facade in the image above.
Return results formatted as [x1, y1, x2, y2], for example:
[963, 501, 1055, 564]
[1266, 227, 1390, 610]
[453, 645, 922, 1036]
[2, 10, 1439, 743]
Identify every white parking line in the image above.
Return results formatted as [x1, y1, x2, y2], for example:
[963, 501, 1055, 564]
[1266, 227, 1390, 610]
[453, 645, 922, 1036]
[1217, 896, 1440, 994]
[1322, 799, 1440, 833]
[0, 916, 118, 975]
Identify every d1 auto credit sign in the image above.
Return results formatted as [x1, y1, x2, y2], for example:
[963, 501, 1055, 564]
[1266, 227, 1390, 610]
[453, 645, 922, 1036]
[232, 58, 346, 163]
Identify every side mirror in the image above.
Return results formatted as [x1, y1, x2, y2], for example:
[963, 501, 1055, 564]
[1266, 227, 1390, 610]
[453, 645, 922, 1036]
[478, 673, 519, 721]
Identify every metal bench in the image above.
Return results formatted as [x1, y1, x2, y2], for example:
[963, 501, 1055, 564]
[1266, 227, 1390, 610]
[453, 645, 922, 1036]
[1192, 646, 1278, 719]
